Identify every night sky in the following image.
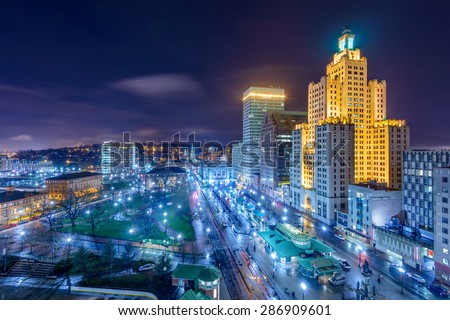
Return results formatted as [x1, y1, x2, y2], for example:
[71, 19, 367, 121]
[1, 0, 449, 151]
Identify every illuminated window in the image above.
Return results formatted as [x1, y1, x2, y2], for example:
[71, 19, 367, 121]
[348, 38, 354, 49]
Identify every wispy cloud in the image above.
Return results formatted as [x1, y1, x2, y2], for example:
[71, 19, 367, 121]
[110, 74, 202, 98]
[10, 134, 33, 141]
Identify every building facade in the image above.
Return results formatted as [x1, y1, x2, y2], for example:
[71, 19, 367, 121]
[290, 27, 409, 226]
[291, 119, 355, 225]
[345, 181, 402, 244]
[200, 164, 233, 185]
[242, 86, 285, 185]
[45, 172, 103, 201]
[402, 150, 450, 237]
[0, 186, 48, 226]
[433, 167, 450, 286]
[260, 110, 307, 199]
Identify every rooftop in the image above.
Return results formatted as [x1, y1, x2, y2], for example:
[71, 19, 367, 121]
[179, 289, 212, 300]
[171, 264, 217, 280]
[0, 190, 40, 203]
[45, 171, 102, 181]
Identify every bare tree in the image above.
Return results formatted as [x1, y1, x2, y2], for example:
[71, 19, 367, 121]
[136, 210, 157, 237]
[60, 191, 86, 228]
[86, 205, 108, 236]
[41, 198, 55, 230]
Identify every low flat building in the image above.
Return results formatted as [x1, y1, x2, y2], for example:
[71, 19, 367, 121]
[345, 181, 402, 246]
[200, 164, 233, 186]
[45, 171, 103, 201]
[0, 186, 48, 225]
[258, 223, 340, 279]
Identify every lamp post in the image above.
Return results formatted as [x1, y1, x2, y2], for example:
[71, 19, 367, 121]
[301, 282, 307, 300]
[20, 231, 25, 251]
[321, 226, 327, 243]
[253, 231, 256, 252]
[271, 252, 276, 277]
[399, 267, 405, 294]
[357, 245, 363, 267]
[163, 219, 167, 235]
[206, 228, 211, 244]
[66, 237, 72, 262]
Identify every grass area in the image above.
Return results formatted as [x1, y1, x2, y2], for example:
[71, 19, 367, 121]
[60, 219, 169, 242]
[167, 214, 195, 241]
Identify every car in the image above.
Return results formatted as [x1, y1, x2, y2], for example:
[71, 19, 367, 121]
[138, 263, 154, 272]
[334, 234, 345, 241]
[406, 272, 426, 284]
[427, 284, 448, 297]
[3, 224, 17, 230]
[30, 216, 40, 221]
[338, 259, 351, 271]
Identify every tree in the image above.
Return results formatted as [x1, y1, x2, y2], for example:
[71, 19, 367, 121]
[102, 240, 116, 267]
[154, 252, 173, 277]
[136, 210, 157, 237]
[86, 205, 108, 236]
[121, 242, 136, 273]
[73, 243, 90, 274]
[41, 198, 55, 230]
[60, 191, 86, 228]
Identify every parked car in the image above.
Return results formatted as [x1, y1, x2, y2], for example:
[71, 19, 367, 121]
[329, 272, 346, 286]
[138, 263, 154, 272]
[406, 272, 426, 284]
[427, 283, 448, 297]
[338, 259, 351, 271]
[3, 224, 17, 230]
[334, 234, 345, 241]
[30, 216, 40, 221]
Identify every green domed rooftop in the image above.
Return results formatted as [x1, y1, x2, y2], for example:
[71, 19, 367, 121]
[198, 267, 221, 282]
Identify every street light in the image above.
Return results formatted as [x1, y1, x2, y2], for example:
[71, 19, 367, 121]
[271, 252, 276, 277]
[282, 215, 287, 222]
[253, 231, 256, 252]
[399, 267, 405, 294]
[301, 282, 307, 300]
[164, 219, 167, 234]
[357, 245, 363, 267]
[321, 226, 327, 243]
[20, 231, 25, 251]
[66, 237, 72, 261]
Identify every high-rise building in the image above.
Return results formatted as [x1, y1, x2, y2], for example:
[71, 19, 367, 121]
[433, 167, 450, 286]
[403, 150, 450, 236]
[241, 86, 285, 185]
[290, 27, 410, 225]
[260, 110, 308, 199]
[101, 140, 120, 175]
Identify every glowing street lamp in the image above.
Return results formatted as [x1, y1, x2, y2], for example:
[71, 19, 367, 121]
[66, 237, 72, 261]
[321, 226, 327, 243]
[271, 252, 276, 277]
[19, 231, 25, 251]
[357, 245, 363, 266]
[301, 282, 307, 300]
[282, 216, 287, 222]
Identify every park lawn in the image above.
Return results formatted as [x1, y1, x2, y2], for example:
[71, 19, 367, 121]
[166, 213, 195, 241]
[59, 218, 169, 242]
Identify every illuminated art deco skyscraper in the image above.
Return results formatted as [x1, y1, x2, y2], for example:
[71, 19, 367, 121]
[290, 27, 410, 225]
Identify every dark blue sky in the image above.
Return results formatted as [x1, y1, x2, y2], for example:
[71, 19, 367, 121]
[1, 0, 449, 150]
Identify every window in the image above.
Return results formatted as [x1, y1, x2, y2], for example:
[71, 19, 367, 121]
[443, 238, 449, 245]
[443, 177, 448, 183]
[444, 258, 449, 266]
[444, 207, 448, 214]
[443, 227, 449, 234]
[444, 248, 449, 255]
[443, 187, 449, 193]
[443, 197, 449, 204]
[443, 217, 449, 224]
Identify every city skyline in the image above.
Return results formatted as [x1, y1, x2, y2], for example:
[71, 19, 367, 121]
[1, 0, 450, 151]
